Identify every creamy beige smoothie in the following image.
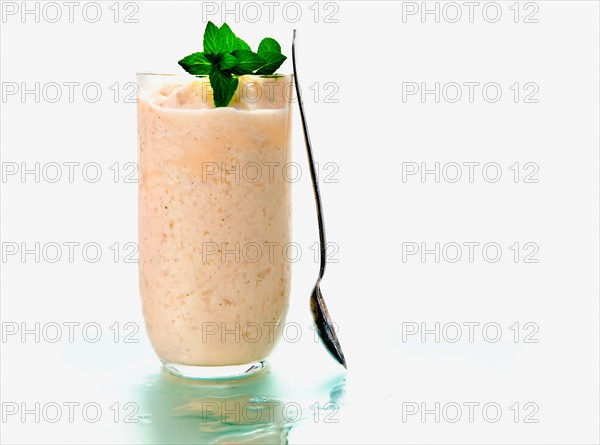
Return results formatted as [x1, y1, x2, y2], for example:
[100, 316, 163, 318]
[137, 74, 292, 370]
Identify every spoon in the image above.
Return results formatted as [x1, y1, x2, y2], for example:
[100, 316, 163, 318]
[292, 30, 347, 368]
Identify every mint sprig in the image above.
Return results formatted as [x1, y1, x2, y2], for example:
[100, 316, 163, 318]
[178, 21, 287, 107]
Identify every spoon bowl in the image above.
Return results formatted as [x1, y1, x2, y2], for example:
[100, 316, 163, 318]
[310, 283, 346, 368]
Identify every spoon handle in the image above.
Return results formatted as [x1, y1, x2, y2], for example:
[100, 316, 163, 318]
[292, 29, 327, 280]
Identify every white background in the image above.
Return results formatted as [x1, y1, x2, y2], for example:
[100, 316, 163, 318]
[1, 1, 599, 444]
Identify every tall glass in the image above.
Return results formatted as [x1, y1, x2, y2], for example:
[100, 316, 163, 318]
[136, 73, 292, 379]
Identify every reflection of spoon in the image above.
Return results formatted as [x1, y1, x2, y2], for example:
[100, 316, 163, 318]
[292, 30, 346, 368]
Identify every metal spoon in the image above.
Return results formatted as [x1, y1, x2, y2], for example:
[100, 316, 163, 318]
[292, 29, 347, 368]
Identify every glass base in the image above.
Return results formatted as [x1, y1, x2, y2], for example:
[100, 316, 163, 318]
[162, 360, 268, 381]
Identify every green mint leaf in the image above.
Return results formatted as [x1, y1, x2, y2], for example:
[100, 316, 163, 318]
[219, 23, 251, 52]
[219, 23, 238, 52]
[230, 50, 265, 75]
[178, 52, 212, 75]
[181, 22, 287, 106]
[255, 51, 287, 75]
[203, 21, 221, 54]
[257, 38, 281, 55]
[209, 68, 238, 107]
[219, 53, 238, 70]
[204, 53, 220, 64]
[235, 37, 251, 51]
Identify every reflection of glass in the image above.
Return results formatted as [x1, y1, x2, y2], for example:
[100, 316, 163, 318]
[135, 369, 345, 445]
[136, 74, 293, 379]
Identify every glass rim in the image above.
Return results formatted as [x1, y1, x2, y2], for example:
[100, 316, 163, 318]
[136, 72, 292, 78]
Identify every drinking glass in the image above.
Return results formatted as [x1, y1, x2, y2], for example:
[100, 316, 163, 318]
[136, 73, 293, 379]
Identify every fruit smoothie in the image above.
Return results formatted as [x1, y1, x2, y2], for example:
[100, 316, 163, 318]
[137, 74, 292, 367]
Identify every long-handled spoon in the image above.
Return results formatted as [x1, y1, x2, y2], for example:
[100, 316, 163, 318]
[292, 30, 346, 368]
